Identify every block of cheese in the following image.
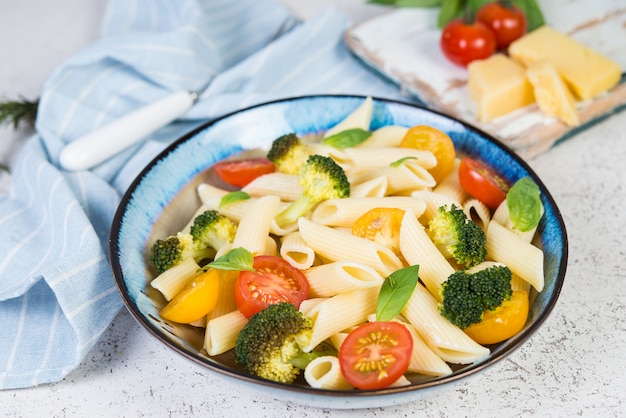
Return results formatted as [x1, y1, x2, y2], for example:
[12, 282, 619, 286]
[526, 60, 579, 127]
[468, 54, 535, 123]
[508, 26, 621, 101]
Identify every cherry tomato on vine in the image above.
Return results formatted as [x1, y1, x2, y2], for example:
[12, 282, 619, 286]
[464, 290, 529, 345]
[476, 2, 527, 50]
[440, 19, 496, 67]
[458, 157, 508, 210]
[235, 255, 309, 318]
[339, 321, 413, 390]
[213, 157, 275, 188]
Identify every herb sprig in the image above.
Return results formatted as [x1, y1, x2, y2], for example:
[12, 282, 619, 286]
[367, 0, 545, 30]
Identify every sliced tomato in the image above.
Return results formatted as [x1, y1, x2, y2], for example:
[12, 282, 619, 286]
[339, 321, 413, 390]
[159, 268, 221, 324]
[458, 157, 508, 210]
[464, 290, 529, 345]
[352, 207, 405, 254]
[213, 157, 275, 188]
[400, 125, 456, 183]
[235, 255, 309, 318]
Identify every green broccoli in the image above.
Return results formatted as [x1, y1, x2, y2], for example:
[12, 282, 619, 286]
[149, 232, 213, 274]
[274, 154, 350, 227]
[427, 204, 487, 268]
[439, 263, 513, 329]
[189, 209, 237, 252]
[235, 302, 314, 384]
[267, 133, 311, 175]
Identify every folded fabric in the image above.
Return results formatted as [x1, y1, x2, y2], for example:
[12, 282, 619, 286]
[0, 0, 409, 390]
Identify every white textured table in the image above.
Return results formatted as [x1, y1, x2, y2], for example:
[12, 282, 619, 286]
[2, 1, 625, 417]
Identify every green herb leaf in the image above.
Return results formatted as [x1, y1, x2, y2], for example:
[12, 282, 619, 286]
[0, 97, 39, 129]
[322, 128, 372, 149]
[220, 191, 250, 207]
[512, 0, 545, 31]
[506, 177, 542, 232]
[437, 0, 464, 28]
[205, 247, 254, 271]
[376, 265, 420, 321]
[390, 156, 418, 167]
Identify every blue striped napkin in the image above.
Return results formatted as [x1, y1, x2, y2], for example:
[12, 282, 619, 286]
[0, 0, 408, 389]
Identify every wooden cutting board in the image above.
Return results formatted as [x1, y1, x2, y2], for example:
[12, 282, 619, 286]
[345, 0, 626, 159]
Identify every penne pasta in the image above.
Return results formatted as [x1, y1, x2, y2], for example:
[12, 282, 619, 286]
[323, 96, 373, 138]
[298, 217, 405, 277]
[399, 209, 455, 299]
[242, 172, 302, 202]
[280, 231, 316, 269]
[356, 125, 408, 148]
[410, 190, 461, 222]
[349, 175, 388, 198]
[433, 158, 468, 203]
[232, 195, 281, 255]
[311, 196, 426, 228]
[204, 310, 248, 356]
[350, 159, 436, 195]
[337, 147, 437, 174]
[304, 356, 353, 390]
[486, 221, 544, 291]
[197, 183, 229, 203]
[302, 286, 379, 352]
[463, 198, 491, 231]
[402, 283, 490, 364]
[205, 270, 240, 322]
[150, 258, 202, 301]
[304, 260, 384, 298]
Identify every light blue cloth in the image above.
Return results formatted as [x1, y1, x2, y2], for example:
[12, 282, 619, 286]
[0, 0, 409, 389]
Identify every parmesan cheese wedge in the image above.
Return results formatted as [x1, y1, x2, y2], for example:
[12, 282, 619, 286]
[508, 26, 621, 101]
[467, 54, 535, 123]
[526, 60, 580, 127]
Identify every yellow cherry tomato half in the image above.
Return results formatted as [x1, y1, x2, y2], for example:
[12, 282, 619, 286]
[159, 268, 220, 324]
[399, 125, 456, 183]
[352, 207, 405, 253]
[464, 290, 529, 345]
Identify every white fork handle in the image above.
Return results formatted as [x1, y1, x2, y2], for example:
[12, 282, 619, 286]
[59, 90, 196, 171]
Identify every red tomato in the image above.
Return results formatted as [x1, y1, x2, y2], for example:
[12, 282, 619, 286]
[339, 321, 413, 390]
[476, 2, 527, 50]
[440, 19, 496, 67]
[213, 157, 275, 188]
[235, 255, 309, 318]
[458, 157, 508, 210]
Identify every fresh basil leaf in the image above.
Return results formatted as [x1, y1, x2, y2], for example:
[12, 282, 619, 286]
[506, 177, 542, 232]
[438, 0, 464, 28]
[220, 191, 250, 208]
[322, 128, 371, 149]
[205, 247, 254, 271]
[376, 265, 420, 321]
[512, 0, 545, 31]
[390, 156, 418, 167]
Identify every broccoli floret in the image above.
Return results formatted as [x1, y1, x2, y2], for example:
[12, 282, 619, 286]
[427, 204, 487, 268]
[267, 133, 311, 175]
[274, 154, 350, 227]
[149, 232, 213, 274]
[235, 302, 314, 384]
[439, 263, 513, 329]
[189, 209, 237, 251]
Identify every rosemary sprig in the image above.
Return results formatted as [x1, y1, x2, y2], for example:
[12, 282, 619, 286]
[0, 96, 39, 130]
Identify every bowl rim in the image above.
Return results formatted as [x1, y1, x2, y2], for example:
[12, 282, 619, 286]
[108, 94, 568, 400]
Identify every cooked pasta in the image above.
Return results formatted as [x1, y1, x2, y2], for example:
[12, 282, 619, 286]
[232, 195, 280, 255]
[204, 310, 248, 356]
[311, 196, 426, 228]
[150, 258, 202, 301]
[304, 260, 384, 298]
[304, 356, 353, 390]
[298, 217, 404, 277]
[357, 125, 408, 148]
[242, 172, 302, 201]
[486, 220, 544, 291]
[279, 231, 316, 269]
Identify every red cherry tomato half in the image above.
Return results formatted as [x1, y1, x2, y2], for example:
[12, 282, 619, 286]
[213, 157, 275, 188]
[458, 157, 508, 210]
[476, 2, 527, 50]
[235, 255, 309, 319]
[440, 19, 496, 67]
[339, 321, 413, 390]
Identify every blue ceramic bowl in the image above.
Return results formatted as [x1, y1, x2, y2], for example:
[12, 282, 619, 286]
[109, 95, 567, 409]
